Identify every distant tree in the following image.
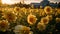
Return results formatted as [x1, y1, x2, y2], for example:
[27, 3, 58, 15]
[46, 3, 50, 6]
[55, 2, 57, 4]
[58, 2, 60, 8]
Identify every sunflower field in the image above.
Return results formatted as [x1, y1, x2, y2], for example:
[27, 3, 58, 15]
[0, 6, 60, 34]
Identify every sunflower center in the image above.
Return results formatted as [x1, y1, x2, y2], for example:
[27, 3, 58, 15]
[43, 19, 48, 23]
[46, 8, 51, 12]
[29, 17, 34, 23]
[16, 8, 20, 11]
[0, 22, 7, 28]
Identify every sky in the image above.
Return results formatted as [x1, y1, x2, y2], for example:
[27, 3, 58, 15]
[49, 0, 60, 3]
[1, 0, 60, 5]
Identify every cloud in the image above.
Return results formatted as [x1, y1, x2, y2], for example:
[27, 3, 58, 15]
[49, 0, 60, 3]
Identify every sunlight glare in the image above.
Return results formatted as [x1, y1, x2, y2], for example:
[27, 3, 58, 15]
[2, 0, 20, 5]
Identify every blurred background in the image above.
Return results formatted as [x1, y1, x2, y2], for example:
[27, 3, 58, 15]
[0, 0, 60, 8]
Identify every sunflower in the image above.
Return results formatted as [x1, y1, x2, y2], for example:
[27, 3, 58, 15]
[8, 8, 14, 11]
[46, 15, 52, 21]
[0, 20, 9, 32]
[0, 8, 4, 14]
[29, 31, 33, 34]
[39, 9, 46, 16]
[40, 17, 49, 25]
[37, 22, 46, 31]
[14, 25, 31, 34]
[33, 9, 38, 13]
[0, 10, 3, 15]
[22, 26, 31, 34]
[56, 18, 60, 23]
[56, 8, 60, 14]
[29, 9, 33, 13]
[44, 6, 53, 15]
[27, 14, 37, 25]
[1, 8, 5, 11]
[14, 7, 21, 14]
[14, 7, 20, 11]
[3, 11, 17, 22]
